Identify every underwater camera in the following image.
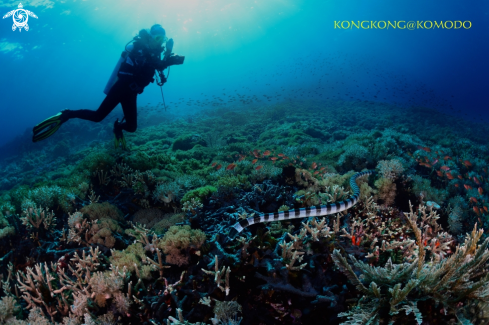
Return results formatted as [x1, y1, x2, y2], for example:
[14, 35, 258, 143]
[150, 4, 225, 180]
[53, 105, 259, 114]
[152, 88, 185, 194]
[166, 54, 185, 65]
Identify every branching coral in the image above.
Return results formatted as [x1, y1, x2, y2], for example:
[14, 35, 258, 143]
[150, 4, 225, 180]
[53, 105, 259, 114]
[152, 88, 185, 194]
[15, 246, 132, 323]
[20, 206, 56, 232]
[332, 202, 489, 324]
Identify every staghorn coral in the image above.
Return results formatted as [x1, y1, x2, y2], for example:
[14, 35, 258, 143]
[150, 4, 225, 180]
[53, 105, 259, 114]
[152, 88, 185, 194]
[14, 247, 132, 322]
[20, 205, 56, 233]
[332, 202, 489, 324]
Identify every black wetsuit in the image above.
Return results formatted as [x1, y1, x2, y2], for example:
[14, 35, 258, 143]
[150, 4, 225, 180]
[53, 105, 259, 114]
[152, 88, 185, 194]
[65, 38, 169, 133]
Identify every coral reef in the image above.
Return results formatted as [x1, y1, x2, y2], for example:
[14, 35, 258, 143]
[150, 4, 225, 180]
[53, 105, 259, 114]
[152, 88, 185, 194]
[0, 101, 488, 324]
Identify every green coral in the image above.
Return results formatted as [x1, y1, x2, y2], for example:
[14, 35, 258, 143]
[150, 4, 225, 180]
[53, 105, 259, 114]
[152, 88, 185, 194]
[216, 175, 250, 190]
[181, 186, 217, 204]
[172, 134, 206, 151]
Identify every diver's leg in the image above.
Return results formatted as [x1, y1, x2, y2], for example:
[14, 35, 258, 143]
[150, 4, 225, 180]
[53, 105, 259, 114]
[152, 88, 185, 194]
[66, 79, 127, 122]
[119, 89, 138, 133]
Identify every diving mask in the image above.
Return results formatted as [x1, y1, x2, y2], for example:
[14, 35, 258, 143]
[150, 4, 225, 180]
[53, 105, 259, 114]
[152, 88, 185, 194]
[153, 35, 168, 44]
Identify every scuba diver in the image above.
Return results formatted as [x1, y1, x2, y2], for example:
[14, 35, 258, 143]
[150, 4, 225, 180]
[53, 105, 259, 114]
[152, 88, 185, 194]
[32, 24, 185, 149]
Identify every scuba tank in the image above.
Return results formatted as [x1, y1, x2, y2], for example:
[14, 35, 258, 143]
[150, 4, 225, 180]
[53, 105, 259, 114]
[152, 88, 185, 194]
[104, 29, 155, 95]
[104, 44, 133, 95]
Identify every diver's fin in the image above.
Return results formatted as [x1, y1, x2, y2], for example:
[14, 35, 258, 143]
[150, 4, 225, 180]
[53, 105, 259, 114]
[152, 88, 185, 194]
[114, 134, 127, 150]
[113, 119, 128, 150]
[32, 112, 69, 143]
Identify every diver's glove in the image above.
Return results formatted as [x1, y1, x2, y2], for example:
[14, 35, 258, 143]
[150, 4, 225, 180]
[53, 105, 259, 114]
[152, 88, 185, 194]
[166, 38, 174, 53]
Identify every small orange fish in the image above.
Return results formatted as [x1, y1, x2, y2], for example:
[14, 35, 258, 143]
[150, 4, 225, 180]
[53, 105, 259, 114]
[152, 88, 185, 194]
[255, 165, 263, 170]
[238, 156, 245, 162]
[483, 206, 488, 213]
[320, 167, 325, 171]
[464, 160, 472, 167]
[436, 171, 444, 177]
[474, 177, 481, 185]
[270, 157, 278, 161]
[454, 183, 459, 187]
[216, 164, 222, 171]
[351, 235, 356, 246]
[444, 155, 452, 161]
[440, 166, 450, 171]
[252, 159, 258, 164]
[417, 145, 431, 153]
[458, 175, 463, 180]
[446, 173, 454, 180]
[313, 171, 319, 175]
[311, 162, 317, 169]
[464, 184, 473, 190]
[435, 241, 440, 248]
[473, 206, 480, 216]
[470, 197, 478, 203]
[278, 153, 284, 157]
[263, 150, 271, 156]
[211, 162, 217, 167]
[226, 163, 237, 170]
[479, 187, 484, 195]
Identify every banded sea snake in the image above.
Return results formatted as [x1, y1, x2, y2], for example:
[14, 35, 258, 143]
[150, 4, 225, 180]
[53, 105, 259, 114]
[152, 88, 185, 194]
[227, 170, 375, 240]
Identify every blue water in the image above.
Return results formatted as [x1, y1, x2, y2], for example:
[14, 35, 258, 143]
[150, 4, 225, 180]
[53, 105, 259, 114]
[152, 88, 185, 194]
[0, 0, 488, 155]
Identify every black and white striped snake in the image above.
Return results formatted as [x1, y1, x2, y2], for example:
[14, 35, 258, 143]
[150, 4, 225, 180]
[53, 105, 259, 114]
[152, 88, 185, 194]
[227, 170, 375, 240]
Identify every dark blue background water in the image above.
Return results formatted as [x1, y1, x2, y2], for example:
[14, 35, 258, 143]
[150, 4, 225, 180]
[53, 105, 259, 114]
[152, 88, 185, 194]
[0, 0, 488, 155]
